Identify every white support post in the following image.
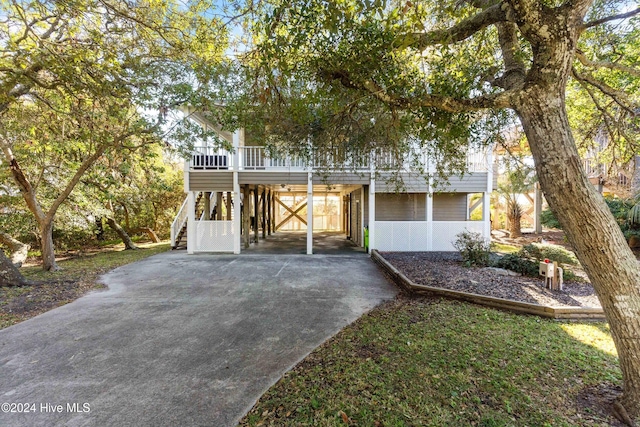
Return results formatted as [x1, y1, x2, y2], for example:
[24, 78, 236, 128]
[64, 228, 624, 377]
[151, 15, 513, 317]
[360, 186, 365, 248]
[233, 171, 241, 254]
[307, 172, 313, 254]
[484, 147, 494, 243]
[183, 160, 190, 192]
[533, 182, 543, 234]
[368, 178, 375, 253]
[427, 176, 434, 251]
[232, 129, 241, 170]
[187, 191, 195, 254]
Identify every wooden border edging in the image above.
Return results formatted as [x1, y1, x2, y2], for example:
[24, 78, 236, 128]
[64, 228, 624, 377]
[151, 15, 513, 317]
[371, 250, 606, 321]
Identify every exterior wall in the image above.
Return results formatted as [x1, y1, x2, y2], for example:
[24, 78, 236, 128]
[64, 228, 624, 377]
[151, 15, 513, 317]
[433, 193, 467, 221]
[438, 173, 489, 192]
[239, 172, 307, 185]
[313, 172, 370, 185]
[349, 189, 362, 246]
[189, 170, 489, 193]
[189, 171, 233, 192]
[376, 173, 429, 192]
[375, 193, 426, 221]
[375, 172, 488, 193]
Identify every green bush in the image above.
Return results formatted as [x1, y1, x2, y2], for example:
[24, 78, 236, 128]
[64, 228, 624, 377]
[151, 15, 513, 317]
[453, 230, 491, 267]
[492, 243, 579, 280]
[540, 208, 562, 229]
[520, 243, 578, 265]
[492, 253, 539, 276]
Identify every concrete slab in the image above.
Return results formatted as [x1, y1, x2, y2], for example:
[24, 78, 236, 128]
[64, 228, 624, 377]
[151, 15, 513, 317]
[244, 231, 365, 255]
[0, 251, 396, 427]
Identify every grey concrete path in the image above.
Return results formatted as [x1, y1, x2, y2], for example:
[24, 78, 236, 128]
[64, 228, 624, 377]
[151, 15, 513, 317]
[0, 251, 396, 427]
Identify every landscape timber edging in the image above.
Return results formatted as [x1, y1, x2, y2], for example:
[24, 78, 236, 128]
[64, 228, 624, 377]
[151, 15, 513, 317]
[371, 250, 606, 321]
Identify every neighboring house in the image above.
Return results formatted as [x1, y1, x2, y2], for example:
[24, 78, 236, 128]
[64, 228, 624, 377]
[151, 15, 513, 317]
[171, 111, 495, 254]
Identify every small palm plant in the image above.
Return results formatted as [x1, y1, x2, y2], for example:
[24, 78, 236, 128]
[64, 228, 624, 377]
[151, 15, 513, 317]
[628, 202, 640, 226]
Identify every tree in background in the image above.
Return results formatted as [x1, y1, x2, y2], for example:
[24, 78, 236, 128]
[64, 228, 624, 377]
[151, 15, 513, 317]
[0, 0, 227, 274]
[81, 143, 184, 247]
[237, 0, 640, 415]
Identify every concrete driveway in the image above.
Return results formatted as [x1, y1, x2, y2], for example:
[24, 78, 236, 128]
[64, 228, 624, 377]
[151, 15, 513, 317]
[0, 251, 396, 427]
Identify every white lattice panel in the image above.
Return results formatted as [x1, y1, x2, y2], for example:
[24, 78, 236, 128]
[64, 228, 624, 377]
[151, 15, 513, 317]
[374, 221, 429, 251]
[194, 221, 235, 252]
[432, 221, 484, 251]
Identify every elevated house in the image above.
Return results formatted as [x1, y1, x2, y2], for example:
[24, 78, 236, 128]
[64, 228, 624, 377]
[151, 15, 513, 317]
[171, 111, 496, 254]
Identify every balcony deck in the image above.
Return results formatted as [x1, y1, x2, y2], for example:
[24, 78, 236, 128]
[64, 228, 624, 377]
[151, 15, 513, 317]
[188, 146, 490, 173]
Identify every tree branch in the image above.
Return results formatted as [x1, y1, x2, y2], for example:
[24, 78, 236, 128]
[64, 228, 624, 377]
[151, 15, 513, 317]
[575, 50, 640, 78]
[395, 2, 508, 50]
[356, 76, 515, 112]
[582, 7, 640, 29]
[571, 67, 638, 116]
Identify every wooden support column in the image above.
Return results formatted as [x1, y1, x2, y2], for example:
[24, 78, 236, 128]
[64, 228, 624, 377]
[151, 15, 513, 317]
[261, 188, 266, 239]
[534, 182, 543, 234]
[267, 189, 272, 236]
[233, 173, 241, 254]
[427, 177, 433, 251]
[242, 185, 250, 248]
[226, 191, 232, 221]
[368, 178, 375, 253]
[187, 191, 195, 254]
[307, 173, 313, 254]
[271, 192, 276, 233]
[254, 185, 259, 244]
[216, 192, 223, 220]
[203, 192, 211, 220]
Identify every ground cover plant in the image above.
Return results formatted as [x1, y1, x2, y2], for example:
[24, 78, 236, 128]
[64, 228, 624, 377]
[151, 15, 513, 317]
[240, 297, 623, 427]
[0, 242, 169, 329]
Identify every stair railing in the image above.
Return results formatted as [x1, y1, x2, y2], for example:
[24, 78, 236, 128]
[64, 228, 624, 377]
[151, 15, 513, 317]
[171, 196, 189, 248]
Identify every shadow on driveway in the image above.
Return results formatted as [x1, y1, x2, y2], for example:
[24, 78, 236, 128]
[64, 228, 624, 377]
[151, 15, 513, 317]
[0, 251, 396, 427]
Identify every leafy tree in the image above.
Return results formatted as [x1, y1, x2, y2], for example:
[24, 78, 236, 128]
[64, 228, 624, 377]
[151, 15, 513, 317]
[0, 0, 227, 273]
[240, 0, 640, 415]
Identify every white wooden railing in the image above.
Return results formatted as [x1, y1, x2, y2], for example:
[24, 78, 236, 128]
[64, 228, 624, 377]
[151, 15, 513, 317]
[189, 146, 491, 173]
[170, 196, 188, 247]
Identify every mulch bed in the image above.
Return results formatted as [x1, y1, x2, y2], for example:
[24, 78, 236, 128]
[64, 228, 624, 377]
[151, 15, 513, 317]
[382, 252, 602, 309]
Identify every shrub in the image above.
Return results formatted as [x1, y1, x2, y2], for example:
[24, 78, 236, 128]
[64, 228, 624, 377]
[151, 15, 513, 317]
[492, 253, 539, 276]
[520, 243, 578, 265]
[492, 243, 579, 280]
[540, 208, 562, 229]
[453, 230, 491, 267]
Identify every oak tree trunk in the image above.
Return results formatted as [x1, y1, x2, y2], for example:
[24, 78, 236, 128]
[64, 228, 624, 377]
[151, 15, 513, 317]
[517, 89, 640, 415]
[106, 217, 139, 250]
[40, 219, 59, 271]
[130, 227, 160, 243]
[0, 232, 30, 267]
[0, 249, 28, 287]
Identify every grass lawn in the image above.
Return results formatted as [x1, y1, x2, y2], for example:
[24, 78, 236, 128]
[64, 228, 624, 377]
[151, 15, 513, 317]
[240, 297, 622, 427]
[0, 242, 170, 330]
[490, 242, 521, 254]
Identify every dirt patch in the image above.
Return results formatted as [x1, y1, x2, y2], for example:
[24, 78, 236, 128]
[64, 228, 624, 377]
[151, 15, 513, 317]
[381, 251, 602, 308]
[0, 279, 105, 326]
[576, 382, 628, 427]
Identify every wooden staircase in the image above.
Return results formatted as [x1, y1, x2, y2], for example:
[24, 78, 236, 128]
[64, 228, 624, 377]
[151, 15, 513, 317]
[171, 192, 234, 250]
[172, 192, 204, 250]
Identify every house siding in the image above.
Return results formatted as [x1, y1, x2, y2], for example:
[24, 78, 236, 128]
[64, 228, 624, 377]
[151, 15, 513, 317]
[433, 193, 467, 221]
[313, 172, 370, 185]
[438, 173, 489, 192]
[375, 173, 429, 192]
[189, 171, 233, 191]
[375, 193, 426, 221]
[239, 172, 308, 185]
